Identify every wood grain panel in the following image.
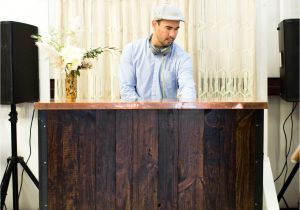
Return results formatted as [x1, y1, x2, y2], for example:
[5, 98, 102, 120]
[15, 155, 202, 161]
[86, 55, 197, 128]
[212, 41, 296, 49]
[116, 110, 133, 210]
[47, 110, 96, 210]
[235, 110, 256, 210]
[219, 110, 236, 210]
[158, 110, 178, 210]
[132, 110, 158, 210]
[40, 109, 264, 210]
[203, 110, 241, 210]
[95, 110, 116, 210]
[47, 111, 64, 210]
[178, 110, 205, 210]
[77, 111, 96, 209]
[204, 110, 223, 210]
[61, 121, 79, 210]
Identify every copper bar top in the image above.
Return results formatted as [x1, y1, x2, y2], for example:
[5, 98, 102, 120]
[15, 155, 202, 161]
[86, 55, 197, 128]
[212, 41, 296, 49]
[34, 98, 268, 110]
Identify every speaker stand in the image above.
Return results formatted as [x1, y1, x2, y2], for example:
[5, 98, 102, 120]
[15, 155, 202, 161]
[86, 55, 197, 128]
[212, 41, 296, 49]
[277, 162, 299, 203]
[0, 104, 39, 210]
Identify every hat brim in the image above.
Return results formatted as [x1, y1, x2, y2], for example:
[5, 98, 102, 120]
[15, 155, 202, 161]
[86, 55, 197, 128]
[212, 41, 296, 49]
[153, 17, 185, 22]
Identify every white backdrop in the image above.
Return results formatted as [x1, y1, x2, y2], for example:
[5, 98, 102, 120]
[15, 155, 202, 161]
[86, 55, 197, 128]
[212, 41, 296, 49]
[0, 0, 48, 209]
[49, 0, 256, 100]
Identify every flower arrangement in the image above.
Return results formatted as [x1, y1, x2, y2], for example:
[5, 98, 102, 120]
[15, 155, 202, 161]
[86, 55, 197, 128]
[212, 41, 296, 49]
[31, 25, 120, 76]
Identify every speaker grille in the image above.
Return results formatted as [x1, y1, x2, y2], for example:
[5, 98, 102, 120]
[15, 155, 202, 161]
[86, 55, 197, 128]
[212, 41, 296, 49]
[0, 21, 39, 104]
[278, 19, 300, 102]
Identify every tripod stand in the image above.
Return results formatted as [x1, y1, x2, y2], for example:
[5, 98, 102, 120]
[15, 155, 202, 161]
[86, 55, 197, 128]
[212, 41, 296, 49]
[1, 104, 39, 210]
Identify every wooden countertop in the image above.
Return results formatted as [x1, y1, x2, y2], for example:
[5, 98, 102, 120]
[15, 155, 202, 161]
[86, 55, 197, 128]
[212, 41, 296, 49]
[34, 98, 268, 110]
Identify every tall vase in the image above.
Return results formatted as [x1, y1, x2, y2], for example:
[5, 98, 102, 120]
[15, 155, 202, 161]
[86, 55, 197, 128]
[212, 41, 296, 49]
[65, 70, 77, 101]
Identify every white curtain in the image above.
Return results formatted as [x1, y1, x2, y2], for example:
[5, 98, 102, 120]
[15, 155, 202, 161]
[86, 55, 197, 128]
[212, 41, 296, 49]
[49, 0, 256, 100]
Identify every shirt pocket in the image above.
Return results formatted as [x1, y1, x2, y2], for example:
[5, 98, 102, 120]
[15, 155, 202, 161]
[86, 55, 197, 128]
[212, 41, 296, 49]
[164, 68, 177, 90]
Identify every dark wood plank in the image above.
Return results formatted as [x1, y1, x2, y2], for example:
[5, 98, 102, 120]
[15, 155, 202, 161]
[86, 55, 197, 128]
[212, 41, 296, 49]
[158, 110, 178, 210]
[178, 110, 205, 210]
[116, 110, 133, 210]
[60, 111, 80, 210]
[203, 110, 240, 210]
[77, 111, 96, 210]
[132, 110, 159, 210]
[219, 110, 236, 210]
[95, 110, 116, 210]
[203, 110, 223, 210]
[42, 108, 263, 210]
[47, 110, 97, 210]
[235, 110, 256, 210]
[47, 110, 64, 210]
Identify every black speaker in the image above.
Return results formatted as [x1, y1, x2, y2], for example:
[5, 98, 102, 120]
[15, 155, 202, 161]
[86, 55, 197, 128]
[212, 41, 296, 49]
[0, 21, 39, 105]
[278, 19, 300, 102]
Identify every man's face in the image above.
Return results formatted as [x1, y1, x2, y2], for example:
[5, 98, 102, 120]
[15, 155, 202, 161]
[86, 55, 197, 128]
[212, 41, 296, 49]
[152, 20, 180, 47]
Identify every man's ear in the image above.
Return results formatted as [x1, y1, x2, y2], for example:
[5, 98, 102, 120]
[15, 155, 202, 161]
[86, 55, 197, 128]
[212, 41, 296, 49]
[152, 20, 157, 28]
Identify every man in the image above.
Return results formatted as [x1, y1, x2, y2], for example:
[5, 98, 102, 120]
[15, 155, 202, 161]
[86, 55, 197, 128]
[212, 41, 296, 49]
[119, 3, 196, 101]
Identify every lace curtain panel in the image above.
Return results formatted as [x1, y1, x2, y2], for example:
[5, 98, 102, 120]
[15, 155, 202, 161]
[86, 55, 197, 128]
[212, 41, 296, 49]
[49, 0, 256, 100]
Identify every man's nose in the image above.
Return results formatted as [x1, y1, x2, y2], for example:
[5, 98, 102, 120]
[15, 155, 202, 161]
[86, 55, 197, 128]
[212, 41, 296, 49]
[169, 30, 177, 38]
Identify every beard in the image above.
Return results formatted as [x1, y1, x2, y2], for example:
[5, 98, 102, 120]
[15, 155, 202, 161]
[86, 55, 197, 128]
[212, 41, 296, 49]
[152, 33, 175, 48]
[160, 37, 174, 47]
[165, 38, 174, 46]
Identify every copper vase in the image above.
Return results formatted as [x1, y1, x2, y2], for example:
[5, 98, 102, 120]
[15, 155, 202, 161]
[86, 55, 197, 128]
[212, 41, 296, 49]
[65, 70, 77, 101]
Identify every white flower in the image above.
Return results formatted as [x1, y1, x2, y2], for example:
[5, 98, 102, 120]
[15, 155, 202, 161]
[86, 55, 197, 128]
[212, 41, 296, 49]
[36, 42, 59, 59]
[36, 42, 62, 69]
[60, 46, 84, 71]
[32, 20, 121, 76]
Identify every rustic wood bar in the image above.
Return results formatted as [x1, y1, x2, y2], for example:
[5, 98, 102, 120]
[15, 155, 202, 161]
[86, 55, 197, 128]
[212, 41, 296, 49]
[35, 99, 267, 210]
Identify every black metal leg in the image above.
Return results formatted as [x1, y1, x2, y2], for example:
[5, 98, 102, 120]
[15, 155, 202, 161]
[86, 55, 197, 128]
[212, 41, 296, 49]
[12, 158, 19, 210]
[277, 162, 299, 201]
[0, 105, 39, 210]
[1, 160, 13, 209]
[1, 156, 20, 210]
[19, 157, 39, 189]
[1, 157, 39, 210]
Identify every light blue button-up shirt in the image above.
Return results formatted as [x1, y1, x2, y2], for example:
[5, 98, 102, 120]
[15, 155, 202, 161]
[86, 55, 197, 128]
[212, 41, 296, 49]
[119, 37, 196, 101]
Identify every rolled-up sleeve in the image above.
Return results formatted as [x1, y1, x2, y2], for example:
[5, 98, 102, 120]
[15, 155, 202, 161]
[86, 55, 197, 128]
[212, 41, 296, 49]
[119, 44, 139, 101]
[177, 55, 196, 101]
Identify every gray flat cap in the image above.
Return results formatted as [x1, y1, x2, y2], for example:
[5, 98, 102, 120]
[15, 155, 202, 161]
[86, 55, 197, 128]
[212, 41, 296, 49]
[152, 4, 185, 22]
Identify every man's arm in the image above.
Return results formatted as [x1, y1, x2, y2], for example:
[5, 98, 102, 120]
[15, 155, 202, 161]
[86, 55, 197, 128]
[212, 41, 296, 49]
[177, 55, 197, 101]
[119, 44, 140, 101]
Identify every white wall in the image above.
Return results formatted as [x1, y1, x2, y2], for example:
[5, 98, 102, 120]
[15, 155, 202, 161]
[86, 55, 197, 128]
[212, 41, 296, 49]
[0, 0, 299, 209]
[0, 0, 48, 209]
[265, 0, 300, 208]
[269, 97, 300, 208]
[255, 1, 299, 208]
